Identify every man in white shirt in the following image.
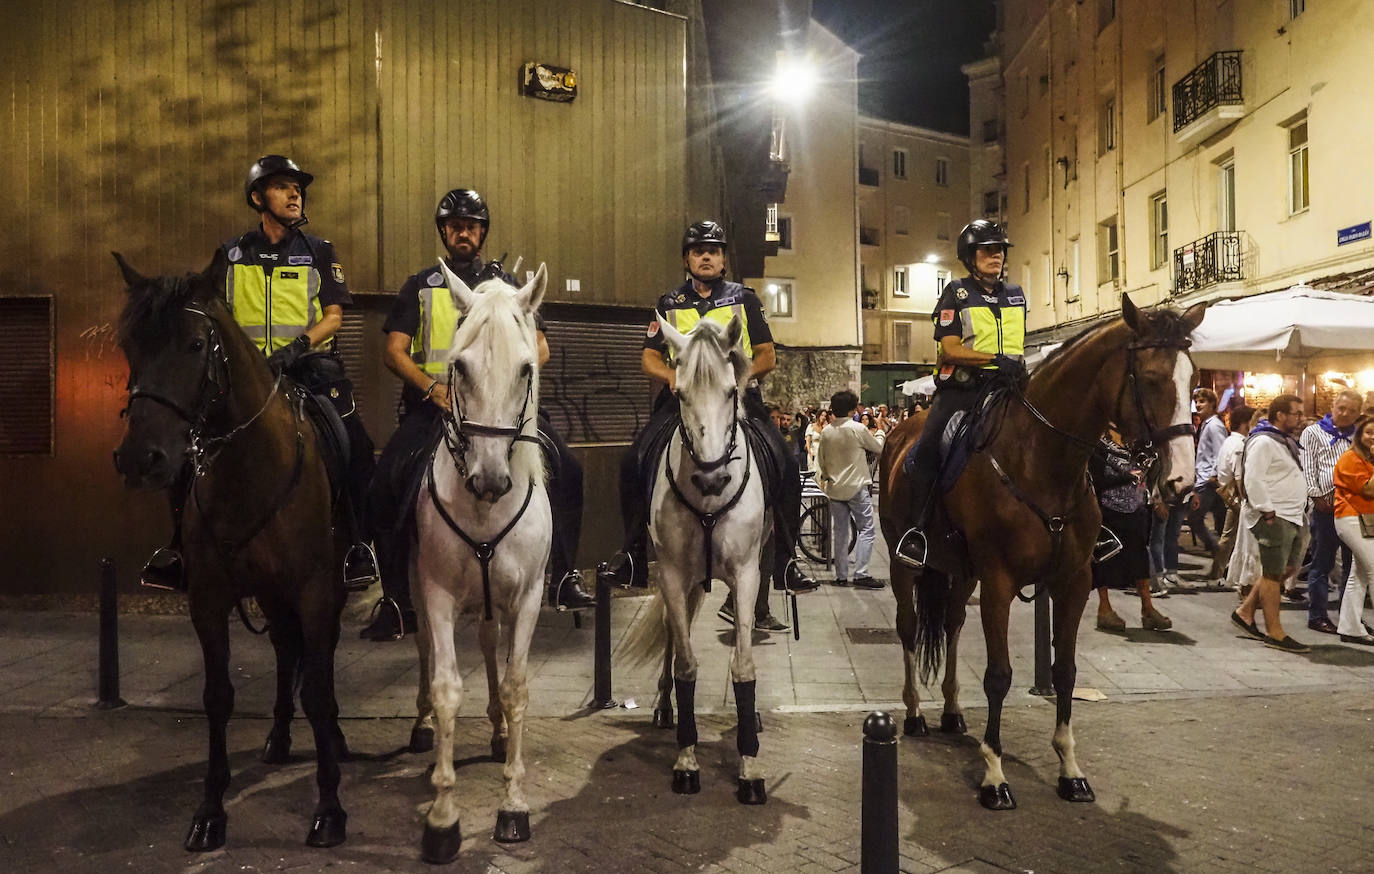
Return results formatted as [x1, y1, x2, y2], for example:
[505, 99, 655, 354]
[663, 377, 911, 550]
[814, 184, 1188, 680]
[816, 389, 888, 588]
[1297, 388, 1361, 634]
[1231, 395, 1310, 653]
[1210, 404, 1254, 581]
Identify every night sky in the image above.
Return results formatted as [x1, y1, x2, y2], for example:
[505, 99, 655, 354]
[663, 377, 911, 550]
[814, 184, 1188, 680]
[811, 0, 996, 135]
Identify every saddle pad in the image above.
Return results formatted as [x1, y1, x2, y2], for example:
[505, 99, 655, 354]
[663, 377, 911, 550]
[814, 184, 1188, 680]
[936, 389, 1009, 490]
[301, 390, 351, 503]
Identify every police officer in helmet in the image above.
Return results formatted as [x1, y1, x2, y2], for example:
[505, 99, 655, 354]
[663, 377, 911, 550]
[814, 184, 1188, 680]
[361, 188, 594, 641]
[598, 220, 814, 629]
[139, 154, 379, 591]
[894, 219, 1028, 568]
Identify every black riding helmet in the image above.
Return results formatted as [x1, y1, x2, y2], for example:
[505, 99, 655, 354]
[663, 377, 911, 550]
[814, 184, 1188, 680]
[682, 219, 727, 254]
[244, 155, 313, 211]
[956, 219, 1012, 276]
[435, 188, 490, 246]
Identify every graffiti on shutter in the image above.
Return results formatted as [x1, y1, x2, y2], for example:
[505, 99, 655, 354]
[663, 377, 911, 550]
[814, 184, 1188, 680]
[540, 311, 654, 444]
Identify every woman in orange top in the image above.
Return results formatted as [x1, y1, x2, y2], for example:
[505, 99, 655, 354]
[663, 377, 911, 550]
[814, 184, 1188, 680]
[1333, 416, 1374, 643]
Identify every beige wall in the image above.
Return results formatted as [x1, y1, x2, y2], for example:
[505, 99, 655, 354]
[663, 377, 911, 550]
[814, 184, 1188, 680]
[993, 0, 1374, 340]
[748, 19, 861, 348]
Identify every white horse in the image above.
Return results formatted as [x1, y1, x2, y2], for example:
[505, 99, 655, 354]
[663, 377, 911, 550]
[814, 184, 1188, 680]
[409, 260, 552, 864]
[621, 313, 771, 805]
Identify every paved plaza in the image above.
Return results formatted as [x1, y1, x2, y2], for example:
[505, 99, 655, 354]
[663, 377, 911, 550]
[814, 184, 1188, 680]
[4, 537, 1374, 872]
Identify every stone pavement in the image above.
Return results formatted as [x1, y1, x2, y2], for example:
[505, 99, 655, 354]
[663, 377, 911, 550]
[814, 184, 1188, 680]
[4, 527, 1374, 871]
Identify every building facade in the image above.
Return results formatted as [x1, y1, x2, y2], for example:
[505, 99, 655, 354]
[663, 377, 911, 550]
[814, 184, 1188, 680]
[986, 0, 1374, 345]
[856, 117, 971, 406]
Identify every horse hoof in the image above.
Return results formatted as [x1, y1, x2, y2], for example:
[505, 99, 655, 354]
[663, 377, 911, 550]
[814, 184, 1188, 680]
[904, 715, 929, 737]
[420, 820, 462, 864]
[940, 712, 967, 734]
[184, 812, 227, 852]
[260, 732, 291, 764]
[1057, 776, 1096, 803]
[493, 809, 531, 843]
[409, 725, 434, 754]
[305, 808, 347, 848]
[671, 769, 701, 795]
[978, 782, 1017, 811]
[754, 712, 764, 734]
[652, 708, 675, 729]
[736, 778, 767, 805]
[490, 737, 507, 762]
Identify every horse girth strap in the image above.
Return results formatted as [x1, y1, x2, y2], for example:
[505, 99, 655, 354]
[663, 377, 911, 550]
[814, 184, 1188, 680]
[663, 427, 753, 590]
[986, 453, 1085, 603]
[191, 430, 306, 558]
[425, 457, 537, 622]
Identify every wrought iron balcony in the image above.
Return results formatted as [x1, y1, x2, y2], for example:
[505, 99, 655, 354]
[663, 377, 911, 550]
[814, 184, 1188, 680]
[1172, 51, 1244, 145]
[1174, 231, 1243, 294]
[859, 165, 879, 187]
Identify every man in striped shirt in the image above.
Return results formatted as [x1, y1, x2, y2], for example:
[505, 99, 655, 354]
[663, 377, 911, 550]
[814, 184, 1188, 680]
[1299, 388, 1362, 634]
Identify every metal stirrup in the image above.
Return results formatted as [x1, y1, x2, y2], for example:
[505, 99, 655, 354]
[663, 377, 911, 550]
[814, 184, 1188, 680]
[894, 528, 929, 569]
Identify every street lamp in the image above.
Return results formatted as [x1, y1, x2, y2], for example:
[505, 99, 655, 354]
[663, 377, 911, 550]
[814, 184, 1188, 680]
[769, 56, 818, 106]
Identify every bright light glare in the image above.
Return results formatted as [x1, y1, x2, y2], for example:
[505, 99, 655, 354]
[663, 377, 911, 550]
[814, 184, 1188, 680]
[925, 253, 940, 263]
[770, 58, 819, 105]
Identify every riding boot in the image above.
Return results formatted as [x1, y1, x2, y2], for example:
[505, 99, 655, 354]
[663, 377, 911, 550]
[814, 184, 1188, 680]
[341, 412, 380, 591]
[600, 441, 651, 588]
[598, 543, 649, 589]
[339, 492, 380, 592]
[142, 474, 189, 592]
[550, 570, 596, 611]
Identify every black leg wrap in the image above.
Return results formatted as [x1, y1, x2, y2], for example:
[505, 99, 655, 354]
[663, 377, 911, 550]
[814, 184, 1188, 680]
[421, 819, 463, 864]
[184, 812, 227, 852]
[493, 810, 531, 843]
[674, 678, 697, 750]
[1057, 776, 1096, 803]
[733, 680, 759, 758]
[904, 714, 929, 737]
[978, 783, 1017, 811]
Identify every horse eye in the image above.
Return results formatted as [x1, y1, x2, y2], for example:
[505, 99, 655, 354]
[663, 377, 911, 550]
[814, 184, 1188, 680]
[188, 338, 204, 353]
[451, 360, 467, 381]
[520, 363, 533, 379]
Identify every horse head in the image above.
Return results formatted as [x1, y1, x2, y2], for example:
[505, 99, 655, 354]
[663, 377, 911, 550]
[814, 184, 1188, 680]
[1118, 294, 1207, 504]
[112, 249, 233, 490]
[438, 259, 547, 503]
[659, 313, 750, 497]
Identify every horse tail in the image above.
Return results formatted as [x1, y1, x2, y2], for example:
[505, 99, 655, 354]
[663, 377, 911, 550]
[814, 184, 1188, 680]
[617, 585, 705, 669]
[914, 571, 951, 687]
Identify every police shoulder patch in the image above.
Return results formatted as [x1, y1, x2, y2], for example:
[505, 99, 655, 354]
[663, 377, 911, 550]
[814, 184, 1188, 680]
[939, 309, 955, 326]
[1007, 295, 1026, 305]
[646, 321, 660, 338]
[331, 263, 345, 284]
[956, 287, 968, 300]
[427, 271, 444, 287]
[227, 246, 242, 262]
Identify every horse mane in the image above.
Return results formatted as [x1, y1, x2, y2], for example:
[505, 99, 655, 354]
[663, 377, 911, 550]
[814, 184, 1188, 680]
[117, 272, 202, 354]
[1035, 304, 1192, 381]
[449, 278, 545, 485]
[675, 318, 746, 391]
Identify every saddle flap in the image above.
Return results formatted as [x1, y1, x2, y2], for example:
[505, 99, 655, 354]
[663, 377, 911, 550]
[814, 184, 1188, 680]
[301, 389, 350, 500]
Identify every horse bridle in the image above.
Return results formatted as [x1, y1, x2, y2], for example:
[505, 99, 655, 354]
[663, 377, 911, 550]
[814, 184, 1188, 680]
[676, 386, 741, 472]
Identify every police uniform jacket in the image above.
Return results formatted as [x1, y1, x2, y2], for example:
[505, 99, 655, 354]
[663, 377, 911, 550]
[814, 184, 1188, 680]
[223, 228, 351, 355]
[643, 278, 773, 364]
[931, 276, 1026, 386]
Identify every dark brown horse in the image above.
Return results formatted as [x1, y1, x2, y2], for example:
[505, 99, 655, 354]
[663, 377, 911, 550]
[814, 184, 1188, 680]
[112, 251, 349, 851]
[878, 295, 1205, 810]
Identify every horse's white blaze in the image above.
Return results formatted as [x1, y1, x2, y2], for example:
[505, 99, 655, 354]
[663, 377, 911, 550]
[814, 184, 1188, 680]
[979, 741, 1007, 787]
[740, 755, 764, 781]
[674, 746, 699, 772]
[1053, 721, 1085, 779]
[1163, 352, 1197, 495]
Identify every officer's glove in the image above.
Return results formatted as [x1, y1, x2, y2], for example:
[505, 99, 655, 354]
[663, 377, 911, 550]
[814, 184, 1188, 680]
[267, 334, 311, 376]
[990, 355, 1028, 384]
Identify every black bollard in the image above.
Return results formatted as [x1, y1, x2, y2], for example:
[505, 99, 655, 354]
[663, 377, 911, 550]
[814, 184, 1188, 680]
[1030, 585, 1054, 696]
[861, 711, 898, 874]
[591, 571, 616, 709]
[95, 558, 127, 710]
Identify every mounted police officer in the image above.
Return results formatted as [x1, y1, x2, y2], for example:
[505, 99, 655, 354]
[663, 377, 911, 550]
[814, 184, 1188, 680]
[140, 154, 379, 591]
[360, 188, 593, 641]
[894, 219, 1028, 568]
[598, 220, 813, 616]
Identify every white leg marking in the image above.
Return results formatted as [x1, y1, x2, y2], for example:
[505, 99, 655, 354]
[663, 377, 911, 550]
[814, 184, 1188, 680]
[674, 745, 699, 772]
[979, 740, 1007, 788]
[1053, 721, 1085, 779]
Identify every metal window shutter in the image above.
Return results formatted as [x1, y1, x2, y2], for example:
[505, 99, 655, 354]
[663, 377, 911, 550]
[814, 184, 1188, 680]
[540, 317, 654, 444]
[0, 297, 55, 455]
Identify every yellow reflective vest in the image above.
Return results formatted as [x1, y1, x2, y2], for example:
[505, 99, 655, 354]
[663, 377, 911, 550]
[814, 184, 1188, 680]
[223, 232, 337, 354]
[657, 282, 756, 362]
[412, 272, 463, 379]
[935, 279, 1026, 378]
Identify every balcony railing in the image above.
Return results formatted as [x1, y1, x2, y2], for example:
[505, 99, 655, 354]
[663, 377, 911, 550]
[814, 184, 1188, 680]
[859, 166, 879, 187]
[1172, 51, 1243, 133]
[859, 226, 880, 246]
[1174, 231, 1243, 294]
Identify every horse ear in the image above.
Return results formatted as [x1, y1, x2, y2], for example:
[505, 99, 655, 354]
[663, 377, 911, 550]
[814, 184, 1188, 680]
[439, 259, 476, 312]
[657, 311, 687, 354]
[724, 314, 743, 352]
[1121, 293, 1141, 332]
[197, 247, 230, 300]
[516, 262, 547, 313]
[111, 252, 147, 289]
[1181, 300, 1207, 332]
[729, 347, 751, 388]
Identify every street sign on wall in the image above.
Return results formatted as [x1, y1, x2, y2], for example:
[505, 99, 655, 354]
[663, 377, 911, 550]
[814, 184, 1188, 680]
[1337, 221, 1371, 246]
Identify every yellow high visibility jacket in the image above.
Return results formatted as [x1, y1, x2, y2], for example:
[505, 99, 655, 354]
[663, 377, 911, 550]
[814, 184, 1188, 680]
[223, 231, 347, 354]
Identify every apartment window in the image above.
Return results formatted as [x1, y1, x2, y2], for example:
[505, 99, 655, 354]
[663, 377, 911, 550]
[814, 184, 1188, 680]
[1098, 217, 1120, 283]
[893, 321, 913, 361]
[982, 190, 1000, 216]
[935, 157, 949, 187]
[982, 119, 999, 143]
[763, 279, 794, 318]
[1289, 0, 1305, 19]
[1288, 120, 1310, 214]
[936, 212, 951, 241]
[1070, 238, 1082, 301]
[1148, 55, 1166, 123]
[764, 202, 779, 242]
[894, 206, 911, 236]
[1098, 0, 1115, 31]
[1218, 159, 1237, 232]
[1150, 192, 1169, 270]
[1098, 97, 1116, 154]
[777, 215, 793, 250]
[0, 296, 55, 454]
[935, 269, 951, 296]
[1022, 162, 1031, 213]
[892, 149, 908, 180]
[893, 267, 909, 297]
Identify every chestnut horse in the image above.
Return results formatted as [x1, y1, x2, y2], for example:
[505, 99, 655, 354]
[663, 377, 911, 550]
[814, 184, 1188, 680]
[113, 251, 349, 850]
[878, 295, 1204, 809]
